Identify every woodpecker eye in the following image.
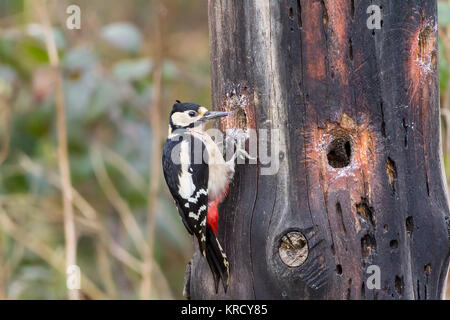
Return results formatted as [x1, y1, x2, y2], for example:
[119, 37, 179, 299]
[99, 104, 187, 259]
[188, 111, 197, 117]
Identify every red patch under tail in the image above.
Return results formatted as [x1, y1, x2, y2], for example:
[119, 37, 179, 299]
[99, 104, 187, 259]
[207, 185, 229, 235]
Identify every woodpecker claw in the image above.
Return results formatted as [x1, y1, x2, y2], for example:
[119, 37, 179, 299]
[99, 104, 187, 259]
[224, 132, 256, 163]
[237, 148, 255, 161]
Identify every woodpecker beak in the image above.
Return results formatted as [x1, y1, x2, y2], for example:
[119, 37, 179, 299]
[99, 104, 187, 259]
[200, 111, 228, 122]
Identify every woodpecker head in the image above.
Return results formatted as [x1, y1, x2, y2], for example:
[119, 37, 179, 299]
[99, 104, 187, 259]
[168, 100, 228, 135]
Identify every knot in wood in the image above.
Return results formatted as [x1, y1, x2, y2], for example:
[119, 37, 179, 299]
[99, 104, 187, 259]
[279, 231, 308, 267]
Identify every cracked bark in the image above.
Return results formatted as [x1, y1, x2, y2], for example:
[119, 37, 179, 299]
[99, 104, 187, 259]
[186, 0, 450, 300]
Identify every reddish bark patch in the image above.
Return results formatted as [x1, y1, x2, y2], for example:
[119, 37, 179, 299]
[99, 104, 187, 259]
[312, 114, 375, 191]
[406, 19, 437, 95]
[303, 1, 326, 81]
[326, 0, 350, 85]
[305, 113, 377, 232]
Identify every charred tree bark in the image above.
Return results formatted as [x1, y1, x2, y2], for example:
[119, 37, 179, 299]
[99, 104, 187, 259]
[186, 0, 450, 299]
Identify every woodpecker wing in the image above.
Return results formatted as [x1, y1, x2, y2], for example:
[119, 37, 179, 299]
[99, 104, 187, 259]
[162, 136, 192, 234]
[162, 133, 209, 256]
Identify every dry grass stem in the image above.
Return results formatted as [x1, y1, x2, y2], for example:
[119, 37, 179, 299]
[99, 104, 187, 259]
[35, 0, 78, 300]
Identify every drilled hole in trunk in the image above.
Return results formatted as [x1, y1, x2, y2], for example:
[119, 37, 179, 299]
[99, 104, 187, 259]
[390, 240, 398, 249]
[289, 7, 294, 19]
[327, 136, 352, 168]
[336, 264, 343, 275]
[406, 216, 413, 234]
[424, 264, 431, 275]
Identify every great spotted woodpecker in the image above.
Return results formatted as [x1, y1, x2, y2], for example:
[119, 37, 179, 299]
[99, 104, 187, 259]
[162, 101, 248, 292]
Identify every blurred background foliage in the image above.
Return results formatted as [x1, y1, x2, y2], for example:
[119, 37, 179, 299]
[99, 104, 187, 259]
[0, 0, 448, 299]
[0, 0, 210, 299]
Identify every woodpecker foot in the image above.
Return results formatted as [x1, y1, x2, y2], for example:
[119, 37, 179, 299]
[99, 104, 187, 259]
[235, 147, 255, 161]
[224, 132, 256, 163]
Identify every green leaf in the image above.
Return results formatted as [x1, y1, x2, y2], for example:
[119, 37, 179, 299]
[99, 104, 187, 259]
[438, 1, 450, 25]
[162, 60, 178, 79]
[0, 0, 24, 19]
[113, 58, 153, 82]
[63, 48, 100, 117]
[100, 23, 143, 53]
[26, 24, 67, 50]
[439, 38, 449, 92]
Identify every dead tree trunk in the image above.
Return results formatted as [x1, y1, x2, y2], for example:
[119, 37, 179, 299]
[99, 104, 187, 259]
[186, 0, 450, 299]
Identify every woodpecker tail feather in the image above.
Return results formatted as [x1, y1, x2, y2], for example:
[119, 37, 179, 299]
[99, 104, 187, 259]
[205, 226, 230, 293]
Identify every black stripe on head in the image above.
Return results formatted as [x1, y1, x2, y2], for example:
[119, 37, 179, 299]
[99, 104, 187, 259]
[171, 102, 201, 115]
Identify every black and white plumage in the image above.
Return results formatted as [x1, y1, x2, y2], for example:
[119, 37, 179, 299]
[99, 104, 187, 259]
[162, 101, 234, 293]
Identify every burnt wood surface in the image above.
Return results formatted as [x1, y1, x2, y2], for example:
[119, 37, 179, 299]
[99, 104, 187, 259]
[186, 0, 450, 299]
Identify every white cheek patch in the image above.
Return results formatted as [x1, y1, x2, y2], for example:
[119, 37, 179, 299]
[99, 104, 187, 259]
[178, 140, 195, 199]
[171, 112, 192, 127]
[171, 111, 202, 127]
